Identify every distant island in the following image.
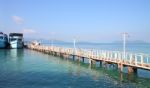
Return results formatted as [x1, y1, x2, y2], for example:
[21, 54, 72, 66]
[24, 38, 150, 45]
[113, 40, 150, 44]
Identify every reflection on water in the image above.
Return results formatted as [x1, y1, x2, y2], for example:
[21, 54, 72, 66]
[0, 49, 150, 88]
[10, 49, 24, 59]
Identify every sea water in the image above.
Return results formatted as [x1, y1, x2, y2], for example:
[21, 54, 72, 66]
[0, 44, 150, 88]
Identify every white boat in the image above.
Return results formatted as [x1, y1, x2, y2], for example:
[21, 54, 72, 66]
[0, 32, 8, 48]
[9, 33, 23, 49]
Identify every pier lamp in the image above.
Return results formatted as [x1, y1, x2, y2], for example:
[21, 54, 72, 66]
[122, 33, 129, 60]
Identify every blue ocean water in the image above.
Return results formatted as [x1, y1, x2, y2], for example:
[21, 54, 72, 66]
[0, 44, 150, 88]
[46, 43, 150, 54]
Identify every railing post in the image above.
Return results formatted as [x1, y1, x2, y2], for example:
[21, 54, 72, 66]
[110, 52, 112, 61]
[130, 54, 132, 64]
[91, 50, 93, 58]
[135, 54, 137, 66]
[147, 57, 149, 64]
[104, 51, 107, 60]
[114, 52, 117, 62]
[107, 51, 109, 60]
[96, 50, 99, 59]
[141, 55, 144, 66]
[118, 52, 121, 62]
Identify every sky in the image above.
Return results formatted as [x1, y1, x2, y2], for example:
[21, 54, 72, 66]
[0, 0, 150, 43]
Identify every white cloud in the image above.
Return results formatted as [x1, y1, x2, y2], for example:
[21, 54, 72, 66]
[12, 16, 24, 24]
[22, 29, 36, 34]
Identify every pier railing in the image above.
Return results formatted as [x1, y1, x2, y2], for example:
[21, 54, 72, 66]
[27, 44, 150, 70]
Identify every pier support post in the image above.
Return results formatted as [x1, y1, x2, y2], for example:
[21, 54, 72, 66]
[57, 53, 61, 57]
[52, 52, 55, 56]
[91, 60, 96, 65]
[63, 54, 69, 59]
[54, 52, 57, 56]
[82, 57, 84, 63]
[62, 54, 65, 58]
[99, 61, 102, 67]
[72, 55, 75, 61]
[89, 59, 92, 64]
[90, 59, 96, 68]
[118, 63, 124, 72]
[55, 52, 57, 56]
[128, 66, 137, 74]
[119, 71, 123, 82]
[76, 56, 80, 62]
[50, 51, 52, 55]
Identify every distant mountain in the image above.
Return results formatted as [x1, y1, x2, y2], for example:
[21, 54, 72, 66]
[113, 40, 149, 44]
[52, 40, 71, 44]
[75, 41, 117, 45]
[24, 38, 150, 45]
[76, 41, 96, 44]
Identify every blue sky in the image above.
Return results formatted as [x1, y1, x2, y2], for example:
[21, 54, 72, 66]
[0, 0, 150, 42]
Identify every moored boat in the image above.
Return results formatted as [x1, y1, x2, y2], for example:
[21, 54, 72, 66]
[0, 32, 8, 48]
[9, 33, 24, 49]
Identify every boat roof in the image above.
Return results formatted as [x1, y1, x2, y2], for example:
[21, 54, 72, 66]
[0, 32, 3, 34]
[9, 33, 23, 36]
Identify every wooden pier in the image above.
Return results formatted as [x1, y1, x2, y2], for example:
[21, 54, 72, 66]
[27, 43, 150, 74]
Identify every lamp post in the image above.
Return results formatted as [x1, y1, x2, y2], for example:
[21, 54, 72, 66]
[51, 39, 53, 47]
[122, 33, 128, 59]
[73, 39, 76, 49]
[73, 39, 76, 55]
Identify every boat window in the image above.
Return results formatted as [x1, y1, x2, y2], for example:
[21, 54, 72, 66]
[10, 38, 16, 41]
[4, 37, 8, 40]
[18, 39, 22, 42]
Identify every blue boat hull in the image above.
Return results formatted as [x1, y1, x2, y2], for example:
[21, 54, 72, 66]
[0, 40, 8, 48]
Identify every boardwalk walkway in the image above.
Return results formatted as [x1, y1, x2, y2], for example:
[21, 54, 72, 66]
[27, 43, 150, 73]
